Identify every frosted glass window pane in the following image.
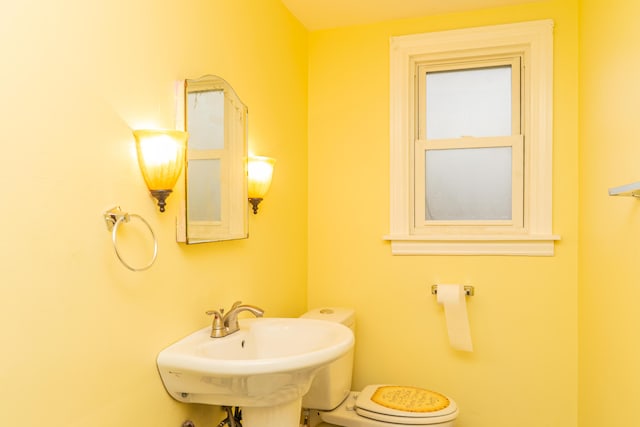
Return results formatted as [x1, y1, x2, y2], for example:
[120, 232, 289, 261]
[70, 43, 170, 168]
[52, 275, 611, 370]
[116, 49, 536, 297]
[187, 90, 224, 150]
[426, 66, 511, 139]
[188, 159, 221, 222]
[425, 147, 512, 220]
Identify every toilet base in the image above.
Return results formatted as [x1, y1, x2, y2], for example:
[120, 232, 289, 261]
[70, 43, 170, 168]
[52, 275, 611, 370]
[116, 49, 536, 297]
[304, 409, 338, 427]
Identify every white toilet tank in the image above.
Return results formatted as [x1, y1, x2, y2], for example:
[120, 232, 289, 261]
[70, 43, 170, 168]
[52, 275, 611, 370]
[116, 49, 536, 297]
[301, 308, 355, 410]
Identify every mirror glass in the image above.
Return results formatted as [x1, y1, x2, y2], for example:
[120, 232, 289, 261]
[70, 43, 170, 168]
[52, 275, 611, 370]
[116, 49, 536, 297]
[179, 75, 248, 244]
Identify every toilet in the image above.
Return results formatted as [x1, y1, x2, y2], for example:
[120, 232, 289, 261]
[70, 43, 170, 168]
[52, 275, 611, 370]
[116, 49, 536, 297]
[300, 308, 459, 427]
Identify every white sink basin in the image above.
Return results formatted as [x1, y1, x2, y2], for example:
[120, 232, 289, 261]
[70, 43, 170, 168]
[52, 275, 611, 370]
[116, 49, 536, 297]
[157, 317, 354, 410]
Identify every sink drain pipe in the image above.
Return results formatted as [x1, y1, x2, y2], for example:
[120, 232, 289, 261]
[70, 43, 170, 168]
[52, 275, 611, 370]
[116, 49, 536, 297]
[217, 406, 242, 427]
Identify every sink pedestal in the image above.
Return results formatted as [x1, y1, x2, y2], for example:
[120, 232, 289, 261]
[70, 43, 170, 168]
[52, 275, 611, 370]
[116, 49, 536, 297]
[242, 398, 302, 427]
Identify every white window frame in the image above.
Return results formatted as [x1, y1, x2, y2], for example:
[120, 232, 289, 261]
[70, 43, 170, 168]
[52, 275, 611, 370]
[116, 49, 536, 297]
[384, 20, 560, 256]
[415, 57, 523, 231]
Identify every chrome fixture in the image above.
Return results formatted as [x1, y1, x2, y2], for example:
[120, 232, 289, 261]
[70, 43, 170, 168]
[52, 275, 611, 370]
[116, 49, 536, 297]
[431, 284, 475, 296]
[608, 181, 640, 197]
[206, 301, 264, 338]
[103, 206, 158, 271]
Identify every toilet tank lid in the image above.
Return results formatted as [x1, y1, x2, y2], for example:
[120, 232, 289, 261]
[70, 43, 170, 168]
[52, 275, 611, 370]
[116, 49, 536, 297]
[301, 307, 355, 328]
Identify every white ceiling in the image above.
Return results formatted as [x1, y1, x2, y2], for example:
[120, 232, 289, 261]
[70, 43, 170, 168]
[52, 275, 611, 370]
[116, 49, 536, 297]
[280, 0, 538, 30]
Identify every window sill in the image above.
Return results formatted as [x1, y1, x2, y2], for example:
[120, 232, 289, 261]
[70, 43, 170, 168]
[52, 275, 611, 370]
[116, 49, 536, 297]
[382, 234, 561, 256]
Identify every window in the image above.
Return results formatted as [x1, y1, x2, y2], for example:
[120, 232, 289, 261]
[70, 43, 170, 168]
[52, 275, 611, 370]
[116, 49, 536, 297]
[384, 20, 559, 255]
[416, 58, 523, 229]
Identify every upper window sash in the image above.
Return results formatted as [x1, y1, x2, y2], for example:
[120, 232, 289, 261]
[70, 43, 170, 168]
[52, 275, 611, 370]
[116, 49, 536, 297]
[417, 57, 522, 139]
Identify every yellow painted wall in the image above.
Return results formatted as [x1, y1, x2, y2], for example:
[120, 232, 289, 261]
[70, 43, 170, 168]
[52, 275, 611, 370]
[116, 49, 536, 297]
[5, 0, 632, 425]
[0, 1, 308, 426]
[307, 2, 579, 427]
[579, 0, 640, 425]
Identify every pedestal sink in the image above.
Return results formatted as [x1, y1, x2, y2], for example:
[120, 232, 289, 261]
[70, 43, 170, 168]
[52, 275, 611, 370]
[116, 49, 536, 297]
[157, 317, 354, 427]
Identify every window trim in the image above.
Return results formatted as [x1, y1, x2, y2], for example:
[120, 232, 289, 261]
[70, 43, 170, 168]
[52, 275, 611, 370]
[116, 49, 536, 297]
[384, 20, 560, 256]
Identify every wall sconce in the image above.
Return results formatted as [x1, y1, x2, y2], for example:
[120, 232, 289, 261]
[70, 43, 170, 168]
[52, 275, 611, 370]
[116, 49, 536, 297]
[247, 156, 275, 214]
[133, 129, 188, 213]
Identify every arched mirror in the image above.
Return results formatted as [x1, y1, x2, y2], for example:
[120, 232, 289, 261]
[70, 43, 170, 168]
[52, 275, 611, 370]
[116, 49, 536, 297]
[177, 75, 248, 244]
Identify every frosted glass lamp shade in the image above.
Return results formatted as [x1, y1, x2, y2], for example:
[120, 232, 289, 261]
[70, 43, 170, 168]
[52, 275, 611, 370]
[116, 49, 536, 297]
[247, 156, 275, 214]
[133, 129, 188, 212]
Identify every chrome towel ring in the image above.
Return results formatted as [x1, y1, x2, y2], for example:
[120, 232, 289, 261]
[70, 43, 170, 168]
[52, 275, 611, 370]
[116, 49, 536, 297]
[104, 206, 158, 271]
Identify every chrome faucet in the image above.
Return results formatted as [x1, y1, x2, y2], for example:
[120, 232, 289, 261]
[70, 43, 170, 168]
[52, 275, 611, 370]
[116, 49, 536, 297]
[206, 301, 264, 338]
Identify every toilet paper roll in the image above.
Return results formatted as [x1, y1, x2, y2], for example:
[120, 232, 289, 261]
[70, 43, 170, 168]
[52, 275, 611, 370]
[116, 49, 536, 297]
[436, 284, 473, 352]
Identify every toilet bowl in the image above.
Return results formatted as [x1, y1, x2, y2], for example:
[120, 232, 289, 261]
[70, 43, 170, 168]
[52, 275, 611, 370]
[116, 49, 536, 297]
[300, 308, 459, 427]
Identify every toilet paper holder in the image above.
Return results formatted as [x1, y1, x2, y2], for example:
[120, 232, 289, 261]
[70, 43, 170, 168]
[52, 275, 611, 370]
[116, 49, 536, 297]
[431, 285, 475, 296]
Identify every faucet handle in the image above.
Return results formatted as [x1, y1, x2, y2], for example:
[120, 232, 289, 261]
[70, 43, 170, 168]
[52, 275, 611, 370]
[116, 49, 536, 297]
[206, 310, 225, 338]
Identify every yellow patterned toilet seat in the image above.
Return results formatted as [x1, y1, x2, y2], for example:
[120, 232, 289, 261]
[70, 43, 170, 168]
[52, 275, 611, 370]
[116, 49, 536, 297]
[371, 385, 450, 413]
[354, 384, 458, 425]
